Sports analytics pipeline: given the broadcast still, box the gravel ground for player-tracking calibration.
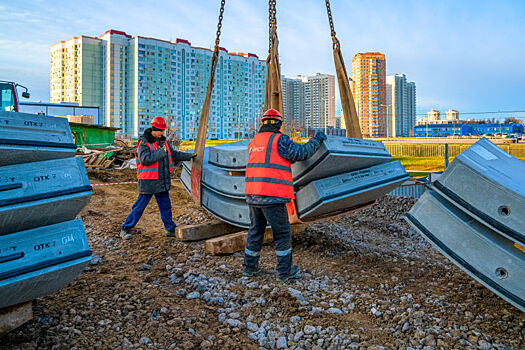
[1,171,523,349]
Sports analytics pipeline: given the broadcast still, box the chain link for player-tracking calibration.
[215,0,226,49]
[268,0,277,53]
[325,0,339,48]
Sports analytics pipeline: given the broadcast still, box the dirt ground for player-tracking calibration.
[1,169,523,349]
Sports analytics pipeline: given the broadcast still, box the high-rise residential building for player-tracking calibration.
[386,74,416,137]
[280,73,335,132]
[281,75,304,131]
[427,109,441,121]
[352,52,387,138]
[446,109,459,121]
[51,30,266,139]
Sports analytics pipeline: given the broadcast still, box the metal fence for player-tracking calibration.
[384,143,525,158]
[388,182,430,199]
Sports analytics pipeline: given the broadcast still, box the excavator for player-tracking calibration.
[0,81,30,112]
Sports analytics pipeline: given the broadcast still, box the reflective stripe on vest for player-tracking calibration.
[245,132,294,199]
[135,139,173,180]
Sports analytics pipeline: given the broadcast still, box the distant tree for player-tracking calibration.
[504,117,524,125]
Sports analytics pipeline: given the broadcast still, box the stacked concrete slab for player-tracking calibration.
[0,111,92,309]
[181,136,408,227]
[406,138,525,312]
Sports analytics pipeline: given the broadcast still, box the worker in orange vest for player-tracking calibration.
[244,109,326,282]
[121,116,195,239]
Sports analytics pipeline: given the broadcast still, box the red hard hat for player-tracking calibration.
[151,116,167,130]
[261,109,283,123]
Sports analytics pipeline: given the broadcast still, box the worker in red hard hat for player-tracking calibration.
[121,116,196,239]
[243,108,327,282]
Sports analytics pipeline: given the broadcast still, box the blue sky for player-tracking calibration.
[1,0,524,120]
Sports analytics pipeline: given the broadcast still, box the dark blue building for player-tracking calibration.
[413,123,524,137]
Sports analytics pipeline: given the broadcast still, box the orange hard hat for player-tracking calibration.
[151,116,167,130]
[261,109,283,123]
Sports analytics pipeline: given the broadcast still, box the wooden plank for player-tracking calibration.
[175,220,242,242]
[0,302,32,337]
[205,224,308,255]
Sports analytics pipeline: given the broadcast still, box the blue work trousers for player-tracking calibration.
[243,204,292,276]
[121,191,176,232]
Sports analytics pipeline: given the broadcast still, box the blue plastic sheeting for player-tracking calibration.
[406,189,525,312]
[0,219,91,309]
[296,161,409,220]
[0,111,77,166]
[435,138,525,244]
[0,157,92,235]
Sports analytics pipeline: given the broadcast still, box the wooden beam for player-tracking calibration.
[205,224,308,255]
[175,220,242,241]
[0,302,32,337]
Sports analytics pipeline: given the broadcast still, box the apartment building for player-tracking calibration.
[280,73,335,132]
[386,74,416,137]
[352,52,387,138]
[51,30,266,139]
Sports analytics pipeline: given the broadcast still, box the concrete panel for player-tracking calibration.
[0,111,76,166]
[0,219,92,309]
[0,157,92,235]
[208,140,250,170]
[182,151,245,199]
[180,166,250,228]
[435,138,525,244]
[296,161,409,220]
[406,189,525,312]
[292,137,391,186]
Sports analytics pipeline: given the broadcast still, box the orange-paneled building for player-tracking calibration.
[352,52,387,138]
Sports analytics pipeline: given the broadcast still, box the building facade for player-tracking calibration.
[386,74,416,137]
[280,73,335,133]
[413,123,524,137]
[51,30,266,139]
[352,52,387,138]
[281,76,304,131]
[446,109,459,121]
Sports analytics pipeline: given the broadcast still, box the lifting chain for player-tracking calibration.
[268,0,277,53]
[214,0,226,50]
[325,0,340,49]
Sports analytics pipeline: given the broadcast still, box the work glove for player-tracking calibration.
[314,131,327,143]
[157,140,167,151]
[190,153,197,159]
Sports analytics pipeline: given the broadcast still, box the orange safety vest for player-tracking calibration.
[245,132,294,199]
[135,140,173,180]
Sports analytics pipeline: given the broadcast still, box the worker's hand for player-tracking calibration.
[157,141,166,151]
[190,153,197,159]
[314,131,327,143]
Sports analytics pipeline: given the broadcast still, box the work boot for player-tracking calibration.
[243,266,261,277]
[277,265,300,283]
[165,230,175,238]
[120,228,133,240]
